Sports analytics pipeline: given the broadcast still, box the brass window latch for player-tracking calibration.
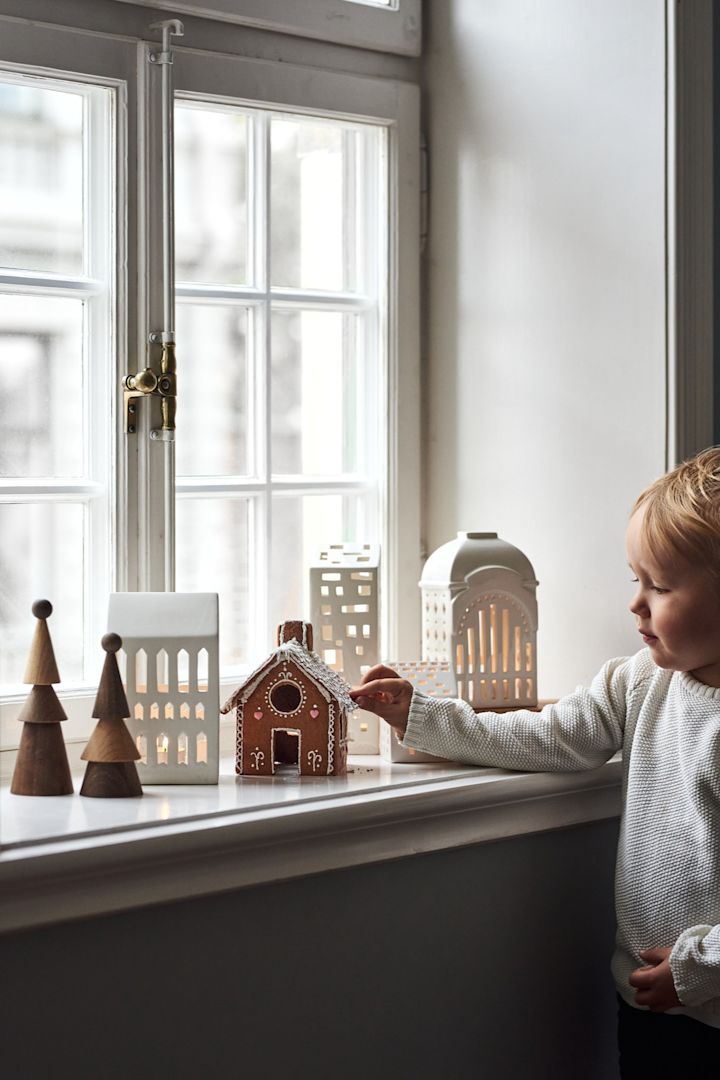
[123,333,176,440]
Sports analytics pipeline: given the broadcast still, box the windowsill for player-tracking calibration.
[0,753,622,935]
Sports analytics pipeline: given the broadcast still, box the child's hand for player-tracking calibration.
[629,947,682,1012]
[349,665,414,737]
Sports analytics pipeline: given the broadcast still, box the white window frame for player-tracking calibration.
[0,17,421,764]
[152,48,421,674]
[111,0,422,57]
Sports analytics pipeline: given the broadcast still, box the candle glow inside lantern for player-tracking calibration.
[420,532,539,709]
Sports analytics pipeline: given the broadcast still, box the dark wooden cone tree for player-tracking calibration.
[80,633,142,798]
[11,600,73,796]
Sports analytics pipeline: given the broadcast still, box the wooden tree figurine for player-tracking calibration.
[80,633,143,798]
[11,599,73,796]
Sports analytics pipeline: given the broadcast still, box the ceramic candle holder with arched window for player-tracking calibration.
[420,532,539,710]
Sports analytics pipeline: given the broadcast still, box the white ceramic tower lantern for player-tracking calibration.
[308,543,380,755]
[421,532,539,710]
[107,592,220,784]
[308,543,380,686]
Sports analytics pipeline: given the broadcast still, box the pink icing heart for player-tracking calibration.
[310,707,319,719]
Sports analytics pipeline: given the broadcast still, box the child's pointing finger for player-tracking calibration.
[349,677,409,702]
[349,677,413,734]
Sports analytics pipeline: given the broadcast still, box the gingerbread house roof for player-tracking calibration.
[220,639,356,714]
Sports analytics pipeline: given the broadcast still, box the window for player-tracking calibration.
[0,16,420,761]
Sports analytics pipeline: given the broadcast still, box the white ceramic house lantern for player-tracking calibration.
[308,543,380,686]
[107,592,220,784]
[309,543,380,754]
[421,532,539,709]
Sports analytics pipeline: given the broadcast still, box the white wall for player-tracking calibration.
[423,0,667,696]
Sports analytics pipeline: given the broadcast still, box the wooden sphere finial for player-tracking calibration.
[32,599,53,620]
[102,632,122,654]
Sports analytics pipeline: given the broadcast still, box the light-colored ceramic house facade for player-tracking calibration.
[107,592,220,784]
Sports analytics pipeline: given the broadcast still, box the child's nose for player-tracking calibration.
[629,590,648,617]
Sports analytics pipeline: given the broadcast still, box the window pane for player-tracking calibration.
[269,494,360,639]
[0,80,83,276]
[175,103,248,285]
[176,497,250,670]
[0,502,84,685]
[0,68,114,702]
[0,295,84,477]
[175,303,249,477]
[271,310,360,475]
[271,116,357,291]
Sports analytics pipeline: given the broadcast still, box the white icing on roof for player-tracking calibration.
[221,640,356,713]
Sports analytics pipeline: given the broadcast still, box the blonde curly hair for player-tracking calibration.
[633,447,720,571]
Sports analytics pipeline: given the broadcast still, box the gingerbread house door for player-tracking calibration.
[272,727,300,772]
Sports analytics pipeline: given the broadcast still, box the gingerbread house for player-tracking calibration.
[221,621,354,777]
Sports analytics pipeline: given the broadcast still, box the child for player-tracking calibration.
[350,447,720,1078]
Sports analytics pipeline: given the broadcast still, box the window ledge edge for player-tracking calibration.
[0,758,622,934]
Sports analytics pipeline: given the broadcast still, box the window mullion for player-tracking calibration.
[364,127,384,553]
[86,86,115,676]
[260,109,272,650]
[138,40,173,592]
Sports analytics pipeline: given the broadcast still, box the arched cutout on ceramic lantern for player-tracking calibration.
[197,649,209,692]
[135,649,147,694]
[156,649,169,693]
[136,734,148,764]
[178,648,189,692]
[196,732,208,764]
[156,732,169,765]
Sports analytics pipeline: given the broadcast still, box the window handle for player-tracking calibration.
[157,340,177,437]
[122,338,176,439]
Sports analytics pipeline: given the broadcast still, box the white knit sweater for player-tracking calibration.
[403,648,720,1027]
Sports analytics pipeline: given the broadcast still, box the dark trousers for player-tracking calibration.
[618,995,720,1078]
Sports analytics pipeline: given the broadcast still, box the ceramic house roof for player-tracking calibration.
[108,592,219,638]
[221,639,356,714]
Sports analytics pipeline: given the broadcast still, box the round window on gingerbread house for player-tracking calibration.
[270,680,302,714]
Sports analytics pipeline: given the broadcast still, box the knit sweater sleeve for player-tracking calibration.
[670,927,720,1008]
[402,655,632,770]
